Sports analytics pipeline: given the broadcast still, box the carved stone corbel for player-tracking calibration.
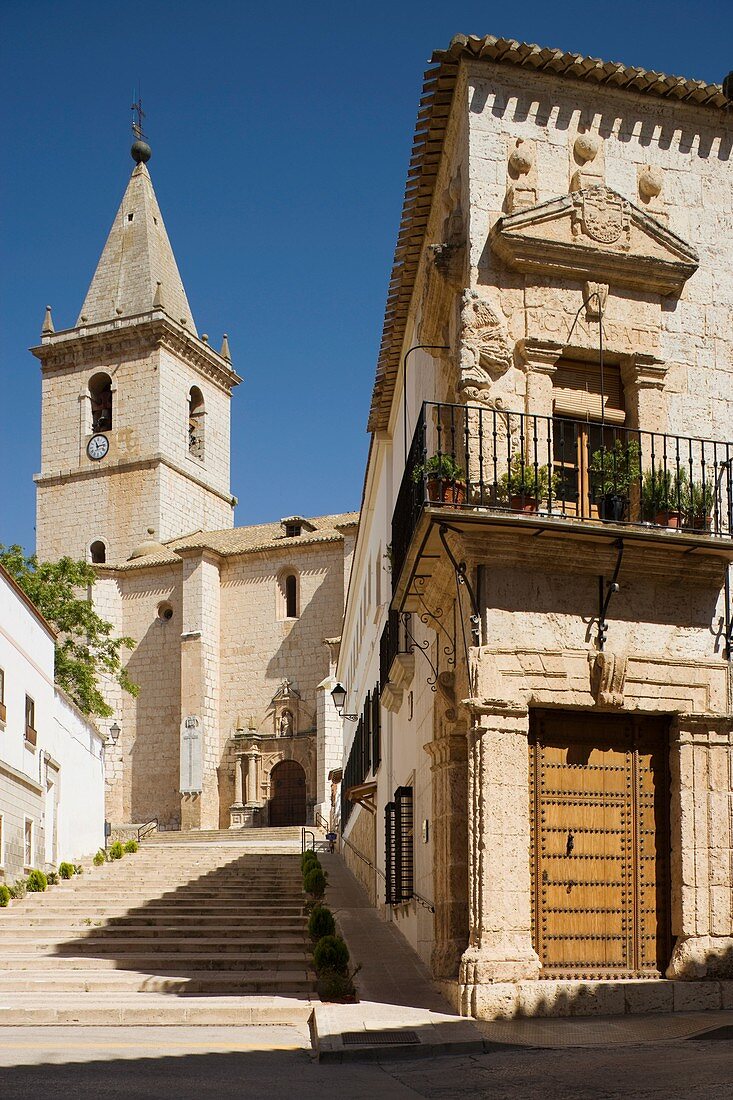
[458,291,512,404]
[589,650,628,708]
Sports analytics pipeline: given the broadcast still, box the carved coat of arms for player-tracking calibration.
[576,187,629,246]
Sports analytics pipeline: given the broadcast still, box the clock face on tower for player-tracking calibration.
[87,434,110,461]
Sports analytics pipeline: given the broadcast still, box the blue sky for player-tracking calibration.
[2,1,731,553]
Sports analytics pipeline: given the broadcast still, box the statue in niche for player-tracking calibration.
[279,710,294,737]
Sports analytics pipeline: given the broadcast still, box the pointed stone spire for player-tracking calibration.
[76,160,198,334]
[220,334,231,362]
[152,280,164,309]
[41,305,54,335]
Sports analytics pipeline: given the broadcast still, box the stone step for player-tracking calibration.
[0,936,308,954]
[0,970,316,994]
[6,902,305,916]
[0,923,307,941]
[0,993,314,1026]
[1,906,306,924]
[0,953,310,972]
[15,893,306,907]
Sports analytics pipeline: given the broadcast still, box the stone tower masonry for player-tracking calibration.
[32,141,240,564]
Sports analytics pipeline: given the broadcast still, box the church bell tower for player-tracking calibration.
[33,129,240,564]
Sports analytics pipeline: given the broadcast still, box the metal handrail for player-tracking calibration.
[340,836,435,911]
[341,835,386,882]
[137,818,158,842]
[301,828,316,854]
[314,811,329,832]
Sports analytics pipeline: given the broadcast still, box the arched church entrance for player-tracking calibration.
[269,760,307,827]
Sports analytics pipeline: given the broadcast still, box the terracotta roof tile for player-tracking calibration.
[367,34,730,433]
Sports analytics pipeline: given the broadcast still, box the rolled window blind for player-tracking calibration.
[553,360,625,424]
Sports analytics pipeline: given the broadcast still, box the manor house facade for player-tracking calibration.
[337,35,733,1020]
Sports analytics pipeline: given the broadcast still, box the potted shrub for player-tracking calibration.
[589,438,641,522]
[412,453,465,506]
[498,454,556,514]
[641,467,686,528]
[683,478,715,532]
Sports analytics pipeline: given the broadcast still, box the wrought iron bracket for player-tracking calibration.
[439,524,482,646]
[725,565,733,662]
[598,538,624,652]
[402,599,442,691]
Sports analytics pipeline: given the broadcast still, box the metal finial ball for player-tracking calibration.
[131,139,152,164]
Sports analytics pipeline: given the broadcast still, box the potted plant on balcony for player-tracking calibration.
[589,438,641,522]
[412,453,466,506]
[683,477,715,532]
[497,454,557,514]
[641,467,687,528]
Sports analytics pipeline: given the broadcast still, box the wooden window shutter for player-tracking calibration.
[553,360,625,424]
[385,802,397,904]
[371,687,381,772]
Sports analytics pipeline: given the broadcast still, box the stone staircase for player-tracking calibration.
[0,828,317,1024]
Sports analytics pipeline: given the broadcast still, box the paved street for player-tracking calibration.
[0,1026,731,1099]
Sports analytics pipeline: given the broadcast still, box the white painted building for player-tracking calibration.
[0,564,104,881]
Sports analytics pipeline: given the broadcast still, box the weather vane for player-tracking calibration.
[131,93,146,141]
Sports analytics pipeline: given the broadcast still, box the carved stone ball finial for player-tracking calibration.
[574,133,600,164]
[131,139,152,164]
[638,165,663,200]
[509,139,534,176]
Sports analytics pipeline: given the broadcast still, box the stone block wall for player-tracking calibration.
[0,764,45,881]
[118,564,183,828]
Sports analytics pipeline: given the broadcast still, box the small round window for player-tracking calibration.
[157,602,173,622]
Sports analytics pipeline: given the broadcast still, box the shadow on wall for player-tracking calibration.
[125,615,182,828]
[265,568,341,692]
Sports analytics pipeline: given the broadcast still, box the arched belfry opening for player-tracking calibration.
[89,373,113,432]
[188,386,205,460]
[89,540,107,564]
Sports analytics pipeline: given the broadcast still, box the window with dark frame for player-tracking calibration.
[25,695,36,746]
[285,573,298,618]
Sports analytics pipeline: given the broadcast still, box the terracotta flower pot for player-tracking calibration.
[509,494,540,514]
[655,510,684,528]
[684,513,713,532]
[427,478,466,507]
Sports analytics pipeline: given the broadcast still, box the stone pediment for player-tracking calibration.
[489,186,699,295]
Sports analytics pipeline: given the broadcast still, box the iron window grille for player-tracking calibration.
[385,785,414,905]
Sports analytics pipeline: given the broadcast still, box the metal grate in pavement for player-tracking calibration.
[341,1030,420,1047]
[689,1026,733,1041]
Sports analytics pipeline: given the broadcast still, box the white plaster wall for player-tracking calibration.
[50,690,105,861]
[0,573,56,779]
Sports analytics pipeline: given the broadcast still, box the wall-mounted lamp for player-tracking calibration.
[108,721,121,746]
[330,683,358,722]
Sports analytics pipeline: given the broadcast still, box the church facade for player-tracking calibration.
[338,36,733,1019]
[32,141,356,832]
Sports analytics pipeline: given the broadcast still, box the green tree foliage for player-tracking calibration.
[0,545,138,717]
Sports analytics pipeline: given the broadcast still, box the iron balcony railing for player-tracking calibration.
[379,610,413,692]
[392,401,733,588]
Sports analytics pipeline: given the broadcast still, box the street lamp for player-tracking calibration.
[108,721,121,746]
[330,683,358,721]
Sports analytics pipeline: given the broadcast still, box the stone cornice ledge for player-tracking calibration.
[490,188,699,296]
[31,311,242,393]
